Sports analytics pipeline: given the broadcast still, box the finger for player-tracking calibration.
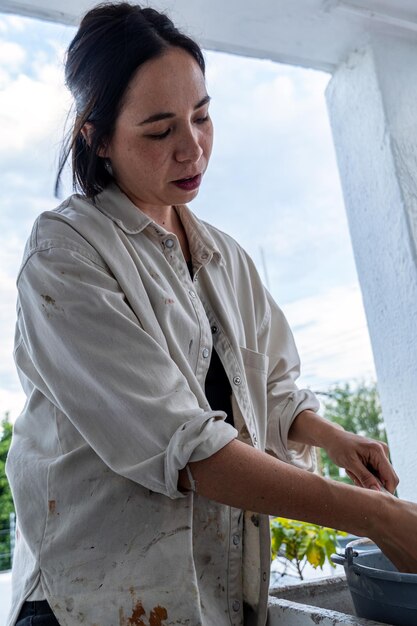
[367,451,399,494]
[383,469,399,495]
[346,470,362,488]
[362,441,398,490]
[380,462,399,493]
[353,463,383,491]
[381,441,390,459]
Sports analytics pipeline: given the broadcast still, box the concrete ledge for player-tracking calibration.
[268,576,388,625]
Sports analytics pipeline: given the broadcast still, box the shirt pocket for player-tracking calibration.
[240,346,269,374]
[239,347,269,445]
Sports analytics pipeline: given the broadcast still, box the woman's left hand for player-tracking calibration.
[323,428,399,494]
[288,410,399,494]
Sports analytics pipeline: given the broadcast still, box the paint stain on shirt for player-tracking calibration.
[41,294,56,306]
[149,606,168,626]
[119,600,167,626]
[127,601,145,625]
[40,294,64,317]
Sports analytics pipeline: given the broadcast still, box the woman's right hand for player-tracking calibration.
[370,493,417,574]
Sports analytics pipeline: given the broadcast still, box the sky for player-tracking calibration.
[0,13,377,420]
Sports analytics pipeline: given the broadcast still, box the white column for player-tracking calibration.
[326,35,417,502]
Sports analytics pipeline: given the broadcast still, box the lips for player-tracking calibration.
[172,174,202,191]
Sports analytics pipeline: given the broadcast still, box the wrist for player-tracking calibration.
[351,486,398,541]
[289,409,344,448]
[366,491,398,543]
[325,476,387,538]
[317,419,345,450]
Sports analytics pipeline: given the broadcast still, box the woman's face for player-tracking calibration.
[103,46,213,213]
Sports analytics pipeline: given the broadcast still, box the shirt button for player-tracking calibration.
[211,325,218,334]
[164,238,175,249]
[189,290,196,299]
[232,600,240,612]
[233,376,242,386]
[202,348,210,359]
[232,534,240,546]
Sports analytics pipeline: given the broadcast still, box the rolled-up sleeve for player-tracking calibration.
[15,243,237,498]
[259,290,320,470]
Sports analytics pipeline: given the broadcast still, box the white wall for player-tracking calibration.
[326,35,417,501]
[0,571,12,624]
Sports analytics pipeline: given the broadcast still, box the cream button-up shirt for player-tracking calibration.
[7,183,319,626]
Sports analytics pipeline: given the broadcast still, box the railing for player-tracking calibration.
[0,513,15,572]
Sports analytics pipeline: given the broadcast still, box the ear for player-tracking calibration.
[81,122,94,146]
[81,122,107,157]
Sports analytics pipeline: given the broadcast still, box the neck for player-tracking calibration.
[118,185,191,262]
[142,205,176,229]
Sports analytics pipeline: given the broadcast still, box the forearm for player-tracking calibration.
[179,438,384,538]
[288,409,343,447]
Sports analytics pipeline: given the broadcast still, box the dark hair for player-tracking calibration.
[56,2,205,197]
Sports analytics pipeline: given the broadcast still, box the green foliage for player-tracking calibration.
[270,517,347,580]
[0,413,14,570]
[319,381,387,484]
[270,381,384,581]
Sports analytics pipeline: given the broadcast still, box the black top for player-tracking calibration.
[204,347,234,427]
[186,260,234,427]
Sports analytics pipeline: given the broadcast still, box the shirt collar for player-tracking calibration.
[94,183,223,266]
[175,204,223,267]
[94,183,153,234]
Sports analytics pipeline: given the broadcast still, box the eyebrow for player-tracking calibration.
[139,95,211,126]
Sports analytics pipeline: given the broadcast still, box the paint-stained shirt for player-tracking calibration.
[6,183,319,626]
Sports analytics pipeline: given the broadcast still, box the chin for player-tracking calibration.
[173,188,200,204]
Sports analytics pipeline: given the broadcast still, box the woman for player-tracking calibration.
[6,3,417,626]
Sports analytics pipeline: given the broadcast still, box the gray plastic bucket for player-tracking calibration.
[332,538,417,626]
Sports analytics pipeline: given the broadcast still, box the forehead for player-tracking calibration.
[122,47,207,114]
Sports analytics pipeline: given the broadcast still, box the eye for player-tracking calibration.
[147,128,171,140]
[195,114,210,125]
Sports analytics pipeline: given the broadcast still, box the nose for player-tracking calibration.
[175,126,203,163]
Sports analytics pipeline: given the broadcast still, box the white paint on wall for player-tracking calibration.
[1,0,417,72]
[326,36,417,501]
[0,571,12,625]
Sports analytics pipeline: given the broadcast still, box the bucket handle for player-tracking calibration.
[345,537,375,566]
[332,537,375,567]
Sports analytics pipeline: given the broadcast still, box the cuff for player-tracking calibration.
[267,389,320,471]
[164,412,238,498]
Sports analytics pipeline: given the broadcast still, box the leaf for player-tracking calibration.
[270,517,348,578]
[285,541,298,561]
[296,535,311,560]
[324,538,338,562]
[270,527,285,560]
[306,543,325,568]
